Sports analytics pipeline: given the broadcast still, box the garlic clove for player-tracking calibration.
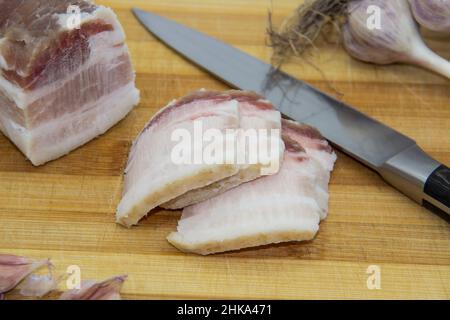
[343,0,450,78]
[0,254,51,294]
[409,0,450,33]
[18,270,60,298]
[58,275,127,300]
[408,39,450,77]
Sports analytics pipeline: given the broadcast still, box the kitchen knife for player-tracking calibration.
[132,8,450,216]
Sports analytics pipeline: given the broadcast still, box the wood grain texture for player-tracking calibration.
[1,0,449,300]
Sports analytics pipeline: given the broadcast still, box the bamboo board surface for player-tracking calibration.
[1,0,449,300]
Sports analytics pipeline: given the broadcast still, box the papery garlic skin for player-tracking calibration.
[343,0,450,78]
[343,0,423,64]
[0,254,50,294]
[409,0,450,33]
[19,272,59,298]
[58,275,127,300]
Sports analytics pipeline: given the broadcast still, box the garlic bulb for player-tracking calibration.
[343,0,450,78]
[409,0,450,33]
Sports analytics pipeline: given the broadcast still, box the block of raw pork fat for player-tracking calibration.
[0,0,140,165]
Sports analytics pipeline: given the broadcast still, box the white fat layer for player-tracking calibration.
[175,221,319,246]
[117,164,240,226]
[178,196,321,233]
[0,82,139,165]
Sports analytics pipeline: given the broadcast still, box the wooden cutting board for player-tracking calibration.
[1,0,449,300]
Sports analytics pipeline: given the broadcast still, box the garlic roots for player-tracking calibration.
[269,0,450,79]
[268,0,352,65]
[409,0,450,33]
[343,0,450,78]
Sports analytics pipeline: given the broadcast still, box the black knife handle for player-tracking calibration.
[379,145,450,217]
[424,165,450,210]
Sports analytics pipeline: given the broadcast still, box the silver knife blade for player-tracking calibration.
[132,8,450,215]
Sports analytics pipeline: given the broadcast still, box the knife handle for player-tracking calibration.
[424,165,450,211]
[379,145,450,216]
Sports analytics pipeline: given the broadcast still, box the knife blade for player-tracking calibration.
[132,8,450,216]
